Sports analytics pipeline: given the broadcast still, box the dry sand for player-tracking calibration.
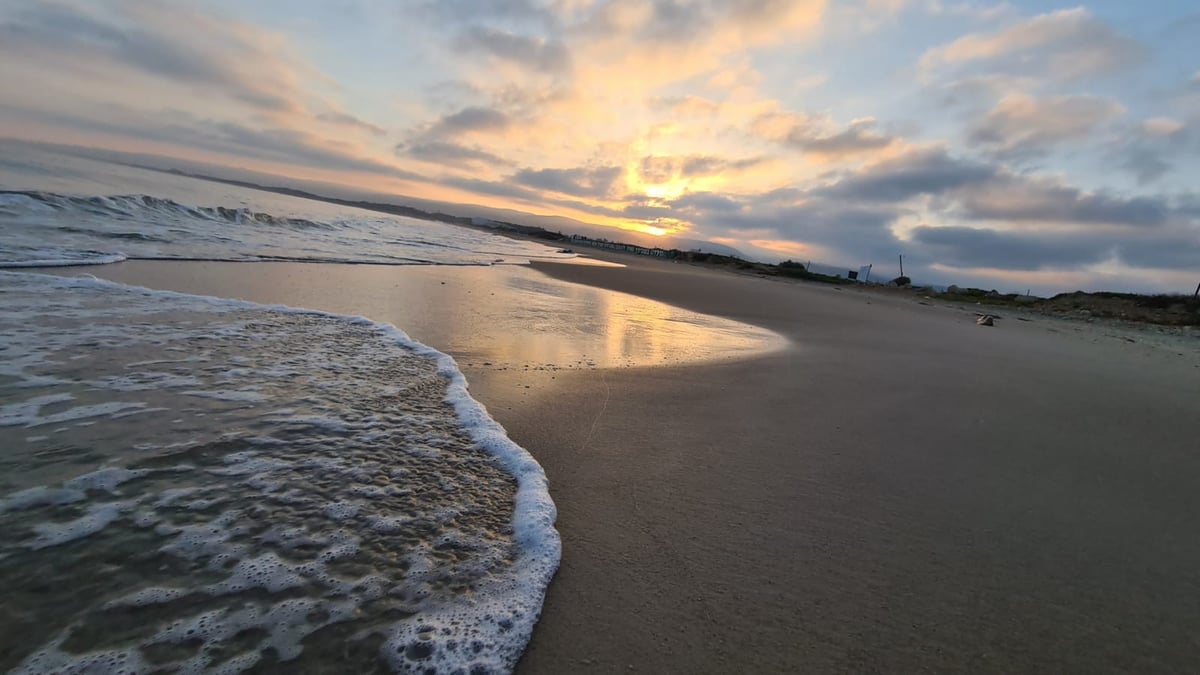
[49,255,1200,673]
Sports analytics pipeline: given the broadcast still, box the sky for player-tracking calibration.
[0,0,1197,293]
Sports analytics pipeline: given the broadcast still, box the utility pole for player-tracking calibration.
[898,254,904,278]
[864,264,873,283]
[1194,281,1199,298]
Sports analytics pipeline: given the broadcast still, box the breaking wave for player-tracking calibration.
[0,190,574,269]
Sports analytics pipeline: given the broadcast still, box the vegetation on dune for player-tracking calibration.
[587,246,1198,327]
[921,286,1200,326]
[775,260,854,285]
[1035,291,1200,326]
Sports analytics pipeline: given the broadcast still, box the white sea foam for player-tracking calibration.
[26,401,150,427]
[64,466,152,493]
[0,252,128,268]
[0,486,86,512]
[0,393,76,426]
[180,389,268,402]
[0,270,560,673]
[29,500,136,549]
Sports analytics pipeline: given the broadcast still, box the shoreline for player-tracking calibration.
[27,255,1200,672]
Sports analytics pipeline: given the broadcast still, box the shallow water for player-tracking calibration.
[0,272,558,673]
[73,260,789,373]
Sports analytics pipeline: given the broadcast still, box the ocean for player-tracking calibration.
[0,143,783,673]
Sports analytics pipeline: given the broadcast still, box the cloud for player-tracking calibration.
[925,1,1015,21]
[1119,149,1173,186]
[649,95,720,117]
[638,155,764,183]
[817,146,1172,228]
[458,27,572,75]
[670,192,744,213]
[862,0,909,12]
[913,222,1200,272]
[619,200,675,220]
[0,0,319,116]
[828,0,916,33]
[731,200,905,261]
[650,141,1197,280]
[442,175,545,202]
[427,106,512,135]
[654,183,906,263]
[956,175,1169,227]
[432,0,826,111]
[385,0,832,211]
[668,155,1198,279]
[512,165,624,198]
[0,101,420,181]
[819,147,995,203]
[967,93,1124,158]
[919,8,1146,82]
[421,0,558,26]
[1112,117,1190,184]
[574,0,825,47]
[316,112,387,137]
[396,141,513,168]
[801,119,897,158]
[911,225,1112,269]
[1118,232,1200,270]
[753,114,897,159]
[391,105,517,173]
[1140,117,1187,138]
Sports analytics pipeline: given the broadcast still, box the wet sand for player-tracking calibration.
[45,255,1200,672]
[492,252,1200,673]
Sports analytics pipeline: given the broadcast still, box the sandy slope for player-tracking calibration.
[478,252,1200,673]
[49,256,1200,672]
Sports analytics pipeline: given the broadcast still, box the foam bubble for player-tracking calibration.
[180,389,268,402]
[0,486,86,512]
[29,500,134,549]
[0,393,75,427]
[64,466,151,493]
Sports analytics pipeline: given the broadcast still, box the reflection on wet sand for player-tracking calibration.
[50,260,788,371]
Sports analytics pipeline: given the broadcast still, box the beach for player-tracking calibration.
[6,0,1200,669]
[66,251,1200,673]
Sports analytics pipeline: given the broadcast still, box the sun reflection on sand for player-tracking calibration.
[73,260,788,372]
[453,267,787,369]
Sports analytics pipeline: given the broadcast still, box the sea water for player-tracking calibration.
[0,143,571,269]
[0,271,557,673]
[0,144,572,672]
[0,142,781,672]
